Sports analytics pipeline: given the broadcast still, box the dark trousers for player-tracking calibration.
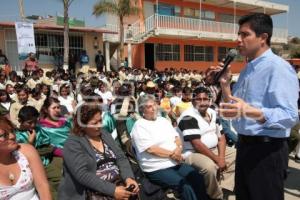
[145,164,208,200]
[235,137,288,200]
[46,157,63,200]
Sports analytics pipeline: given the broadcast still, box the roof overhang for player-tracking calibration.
[0,22,117,34]
[287,58,300,66]
[184,0,288,15]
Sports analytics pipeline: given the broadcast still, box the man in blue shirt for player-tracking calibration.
[217,13,299,200]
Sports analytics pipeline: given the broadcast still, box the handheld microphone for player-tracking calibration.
[214,49,238,84]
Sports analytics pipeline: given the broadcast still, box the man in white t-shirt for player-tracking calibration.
[177,87,236,200]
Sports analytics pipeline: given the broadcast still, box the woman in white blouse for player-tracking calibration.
[131,94,208,200]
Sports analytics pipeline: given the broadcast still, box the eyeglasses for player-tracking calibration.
[0,131,9,141]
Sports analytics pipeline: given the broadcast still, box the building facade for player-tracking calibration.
[103,0,289,73]
[0,17,114,71]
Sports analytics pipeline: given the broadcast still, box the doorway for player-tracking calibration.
[144,43,154,70]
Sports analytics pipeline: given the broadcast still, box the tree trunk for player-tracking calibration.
[119,16,125,66]
[63,0,69,70]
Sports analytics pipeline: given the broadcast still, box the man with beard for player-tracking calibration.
[177,87,236,200]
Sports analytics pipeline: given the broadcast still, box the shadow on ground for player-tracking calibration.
[284,157,300,198]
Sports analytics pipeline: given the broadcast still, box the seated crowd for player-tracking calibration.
[0,61,298,200]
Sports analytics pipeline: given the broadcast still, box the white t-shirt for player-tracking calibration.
[170,96,182,107]
[58,96,74,113]
[131,117,178,172]
[177,107,222,158]
[1,102,11,110]
[94,89,113,105]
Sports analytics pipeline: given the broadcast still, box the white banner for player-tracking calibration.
[15,22,36,60]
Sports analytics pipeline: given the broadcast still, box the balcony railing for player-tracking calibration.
[156,14,237,34]
[103,14,288,43]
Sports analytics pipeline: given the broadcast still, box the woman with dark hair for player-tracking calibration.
[39,97,72,199]
[39,97,71,153]
[0,117,51,200]
[58,83,76,115]
[41,83,51,98]
[58,103,139,200]
[9,85,34,127]
[30,87,46,112]
[5,84,16,101]
[0,89,13,117]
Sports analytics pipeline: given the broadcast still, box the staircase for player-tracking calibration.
[128,15,155,44]
[103,15,156,44]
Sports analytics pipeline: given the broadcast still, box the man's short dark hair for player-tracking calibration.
[238,13,273,46]
[18,106,39,122]
[192,86,211,99]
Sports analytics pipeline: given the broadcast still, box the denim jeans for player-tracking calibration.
[145,164,208,200]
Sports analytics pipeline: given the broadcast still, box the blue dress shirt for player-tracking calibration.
[232,49,299,138]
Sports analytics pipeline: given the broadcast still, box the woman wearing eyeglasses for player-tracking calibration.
[0,117,51,200]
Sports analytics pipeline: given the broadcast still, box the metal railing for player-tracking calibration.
[103,14,288,43]
[155,14,237,35]
[102,24,120,42]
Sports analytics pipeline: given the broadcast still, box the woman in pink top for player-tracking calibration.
[0,117,51,200]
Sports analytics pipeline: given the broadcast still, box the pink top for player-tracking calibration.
[0,151,39,200]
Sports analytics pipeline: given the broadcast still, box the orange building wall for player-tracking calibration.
[129,0,251,72]
[132,43,145,68]
[132,37,245,73]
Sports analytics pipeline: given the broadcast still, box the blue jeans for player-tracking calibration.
[145,164,208,200]
[220,118,238,144]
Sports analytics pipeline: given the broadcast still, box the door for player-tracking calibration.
[144,43,154,70]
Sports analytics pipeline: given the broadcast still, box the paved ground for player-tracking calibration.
[226,153,300,200]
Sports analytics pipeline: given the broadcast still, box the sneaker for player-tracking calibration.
[295,155,300,163]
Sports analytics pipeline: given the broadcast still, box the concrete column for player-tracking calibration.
[105,41,110,72]
[117,47,120,68]
[128,42,132,68]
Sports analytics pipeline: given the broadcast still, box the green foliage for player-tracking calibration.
[93,0,139,18]
[290,37,300,44]
[291,48,300,58]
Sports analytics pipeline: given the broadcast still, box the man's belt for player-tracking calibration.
[239,134,287,144]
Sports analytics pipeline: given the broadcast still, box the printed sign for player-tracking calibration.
[15,22,36,60]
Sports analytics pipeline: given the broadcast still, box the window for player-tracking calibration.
[35,32,83,64]
[184,8,215,20]
[183,8,194,17]
[174,6,181,16]
[219,14,241,23]
[218,47,229,61]
[218,47,244,62]
[155,44,180,61]
[201,10,215,20]
[155,3,180,16]
[184,45,214,61]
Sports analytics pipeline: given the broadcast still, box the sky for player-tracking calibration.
[0,0,299,37]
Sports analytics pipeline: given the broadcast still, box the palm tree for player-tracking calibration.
[18,0,25,21]
[93,0,139,66]
[61,0,75,69]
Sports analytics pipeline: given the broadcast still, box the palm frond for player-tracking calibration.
[118,0,140,17]
[93,1,119,16]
